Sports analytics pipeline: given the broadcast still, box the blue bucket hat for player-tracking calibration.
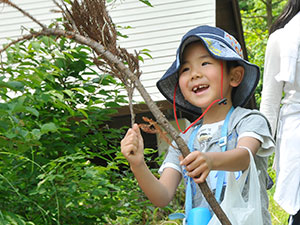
[156,25,260,116]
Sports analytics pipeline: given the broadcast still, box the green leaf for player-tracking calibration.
[0,81,24,91]
[63,90,73,98]
[30,41,41,51]
[78,109,88,118]
[25,107,39,117]
[139,0,153,7]
[104,101,120,108]
[69,60,86,72]
[41,122,58,134]
[138,55,144,63]
[49,91,64,101]
[54,58,66,69]
[140,50,153,59]
[71,87,85,94]
[0,210,32,225]
[31,129,42,140]
[41,36,52,47]
[5,132,17,139]
[63,0,71,4]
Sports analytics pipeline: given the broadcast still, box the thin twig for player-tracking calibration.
[0,34,35,53]
[0,0,46,29]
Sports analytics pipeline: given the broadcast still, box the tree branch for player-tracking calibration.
[0,34,35,53]
[0,0,46,29]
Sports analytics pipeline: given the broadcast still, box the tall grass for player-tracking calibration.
[268,186,289,225]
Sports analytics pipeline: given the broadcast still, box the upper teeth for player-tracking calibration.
[193,85,208,91]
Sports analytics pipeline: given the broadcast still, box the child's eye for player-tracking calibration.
[202,62,210,66]
[180,67,189,74]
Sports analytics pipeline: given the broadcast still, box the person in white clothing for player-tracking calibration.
[260,0,300,224]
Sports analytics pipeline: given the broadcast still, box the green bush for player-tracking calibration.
[0,33,135,224]
[0,25,183,223]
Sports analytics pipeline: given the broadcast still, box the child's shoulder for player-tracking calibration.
[231,106,271,131]
[232,106,264,118]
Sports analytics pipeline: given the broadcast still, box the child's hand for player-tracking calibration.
[180,151,213,183]
[121,123,145,169]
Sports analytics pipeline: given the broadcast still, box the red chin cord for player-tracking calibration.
[173,62,226,134]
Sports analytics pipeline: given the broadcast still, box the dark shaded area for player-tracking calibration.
[216,0,258,109]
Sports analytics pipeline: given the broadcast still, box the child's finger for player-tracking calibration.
[132,123,144,149]
[121,128,138,153]
[179,155,184,162]
[193,170,209,183]
[122,127,134,139]
[180,152,195,166]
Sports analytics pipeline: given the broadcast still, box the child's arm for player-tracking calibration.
[180,136,260,183]
[121,124,182,207]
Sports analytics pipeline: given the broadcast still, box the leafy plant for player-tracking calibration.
[239,0,288,105]
[0,33,134,224]
[0,21,177,224]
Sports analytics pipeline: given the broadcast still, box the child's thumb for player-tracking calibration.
[132,123,141,135]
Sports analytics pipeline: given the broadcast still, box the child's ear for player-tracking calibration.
[230,66,244,87]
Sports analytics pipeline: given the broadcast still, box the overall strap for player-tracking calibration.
[185,125,201,219]
[215,106,234,202]
[169,125,201,221]
[171,107,234,221]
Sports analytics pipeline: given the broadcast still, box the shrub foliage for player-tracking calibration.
[0,34,168,224]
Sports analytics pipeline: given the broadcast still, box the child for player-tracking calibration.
[121,25,274,225]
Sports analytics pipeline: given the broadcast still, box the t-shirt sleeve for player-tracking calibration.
[236,113,275,157]
[158,142,182,175]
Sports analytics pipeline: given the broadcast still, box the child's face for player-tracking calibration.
[178,41,233,110]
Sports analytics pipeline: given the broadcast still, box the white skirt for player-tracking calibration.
[274,103,300,215]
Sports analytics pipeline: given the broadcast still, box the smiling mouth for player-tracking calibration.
[192,84,209,93]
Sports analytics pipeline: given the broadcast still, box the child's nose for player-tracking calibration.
[191,72,203,80]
